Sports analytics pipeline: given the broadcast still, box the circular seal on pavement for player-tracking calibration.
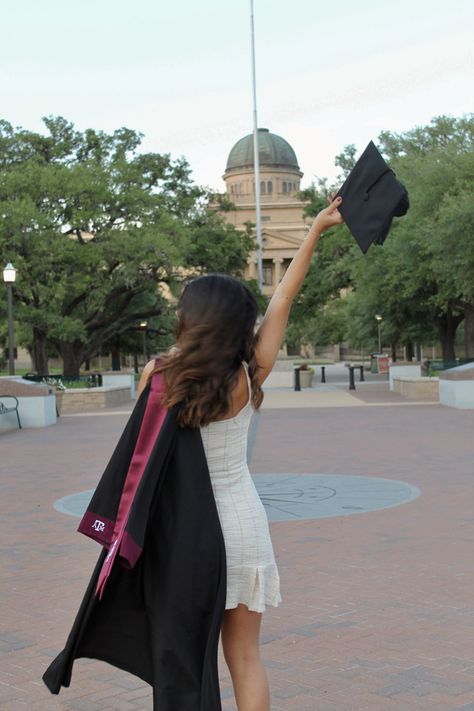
[54,473,420,522]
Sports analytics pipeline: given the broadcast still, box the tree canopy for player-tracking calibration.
[0,117,253,375]
[294,114,474,360]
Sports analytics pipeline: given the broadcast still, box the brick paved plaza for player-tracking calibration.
[2,376,474,710]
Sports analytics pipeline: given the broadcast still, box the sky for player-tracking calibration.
[2,0,473,191]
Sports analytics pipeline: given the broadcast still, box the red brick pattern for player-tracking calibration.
[1,400,474,710]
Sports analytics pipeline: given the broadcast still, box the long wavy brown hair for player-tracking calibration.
[149,274,264,427]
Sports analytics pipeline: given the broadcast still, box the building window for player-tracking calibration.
[267,181,273,193]
[262,260,273,286]
[261,215,271,222]
[282,181,287,193]
[260,181,266,194]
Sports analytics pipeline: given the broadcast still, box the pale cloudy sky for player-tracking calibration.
[2,0,473,191]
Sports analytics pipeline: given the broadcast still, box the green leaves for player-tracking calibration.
[292,114,474,358]
[0,116,252,374]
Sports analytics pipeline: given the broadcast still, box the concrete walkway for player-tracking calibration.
[1,383,474,710]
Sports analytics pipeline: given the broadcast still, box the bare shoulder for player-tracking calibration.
[143,358,157,375]
[136,359,157,399]
[228,364,251,415]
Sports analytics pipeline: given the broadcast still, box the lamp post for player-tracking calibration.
[375,314,383,354]
[250,0,263,290]
[3,262,16,375]
[140,321,148,365]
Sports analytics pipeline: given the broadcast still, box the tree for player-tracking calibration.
[335,114,473,361]
[289,177,357,351]
[378,114,474,359]
[0,117,252,376]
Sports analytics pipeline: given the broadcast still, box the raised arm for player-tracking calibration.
[254,196,343,384]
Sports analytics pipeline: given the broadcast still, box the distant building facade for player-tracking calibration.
[222,128,311,296]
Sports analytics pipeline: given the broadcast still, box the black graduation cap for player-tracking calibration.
[335,141,409,253]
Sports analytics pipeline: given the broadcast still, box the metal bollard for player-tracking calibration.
[294,366,301,391]
[349,366,356,390]
[321,366,326,383]
[360,366,365,382]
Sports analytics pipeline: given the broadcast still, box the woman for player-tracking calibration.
[136,196,343,711]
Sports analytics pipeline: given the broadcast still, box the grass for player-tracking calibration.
[0,367,64,376]
[292,358,334,366]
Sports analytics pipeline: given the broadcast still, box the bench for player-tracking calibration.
[0,395,22,429]
[345,363,365,390]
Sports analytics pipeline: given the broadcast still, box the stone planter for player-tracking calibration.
[389,363,422,391]
[393,376,439,401]
[439,363,474,409]
[299,370,314,388]
[61,385,132,413]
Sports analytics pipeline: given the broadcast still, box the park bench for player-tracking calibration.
[345,363,365,390]
[0,395,22,429]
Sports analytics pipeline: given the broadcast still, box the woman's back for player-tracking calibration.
[199,362,253,484]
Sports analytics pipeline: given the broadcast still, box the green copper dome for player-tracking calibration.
[225,128,300,173]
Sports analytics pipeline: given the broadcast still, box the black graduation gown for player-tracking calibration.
[42,380,227,711]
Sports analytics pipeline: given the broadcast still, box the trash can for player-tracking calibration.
[370,353,379,373]
[377,355,389,374]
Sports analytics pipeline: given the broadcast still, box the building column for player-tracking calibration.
[247,258,257,280]
[272,257,284,284]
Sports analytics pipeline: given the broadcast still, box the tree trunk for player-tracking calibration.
[391,344,397,362]
[405,342,413,362]
[32,328,49,374]
[60,341,85,378]
[436,310,463,362]
[464,304,474,358]
[111,346,121,371]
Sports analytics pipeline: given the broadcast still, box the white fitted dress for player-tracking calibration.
[200,362,282,613]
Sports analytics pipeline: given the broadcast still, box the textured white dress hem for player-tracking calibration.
[225,563,282,613]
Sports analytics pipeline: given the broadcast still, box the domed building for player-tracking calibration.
[223,128,311,295]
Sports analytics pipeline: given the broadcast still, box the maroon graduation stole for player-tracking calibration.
[78,369,167,599]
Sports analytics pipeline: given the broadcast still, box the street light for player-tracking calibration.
[3,262,16,375]
[375,314,383,354]
[140,321,148,365]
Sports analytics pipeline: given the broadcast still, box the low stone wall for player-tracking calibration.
[439,363,474,409]
[265,360,298,388]
[60,386,132,414]
[389,363,421,391]
[101,372,136,398]
[0,376,57,428]
[393,376,439,401]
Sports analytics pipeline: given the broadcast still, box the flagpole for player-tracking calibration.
[250,0,263,291]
